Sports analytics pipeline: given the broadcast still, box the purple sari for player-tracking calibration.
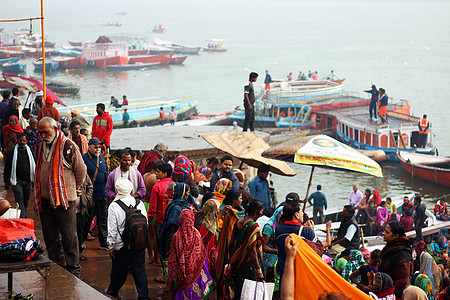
[175,259,213,300]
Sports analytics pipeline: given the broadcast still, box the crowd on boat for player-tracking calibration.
[0,85,450,300]
[285,70,337,81]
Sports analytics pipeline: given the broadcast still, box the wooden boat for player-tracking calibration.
[54,56,86,69]
[0,57,21,66]
[68,40,83,47]
[46,80,81,95]
[1,62,26,73]
[128,49,149,56]
[87,56,128,68]
[398,151,450,187]
[147,45,173,55]
[106,62,160,71]
[128,53,173,65]
[33,61,59,71]
[201,39,227,52]
[169,56,187,65]
[57,97,198,128]
[154,38,200,54]
[266,80,345,100]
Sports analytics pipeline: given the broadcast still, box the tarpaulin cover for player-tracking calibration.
[290,233,372,300]
[0,218,36,244]
[294,134,383,177]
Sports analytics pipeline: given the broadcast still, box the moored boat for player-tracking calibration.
[169,56,187,65]
[33,61,59,71]
[87,56,128,68]
[0,57,21,66]
[127,53,173,65]
[128,49,149,56]
[266,80,345,100]
[398,151,450,187]
[45,80,81,95]
[106,62,160,71]
[54,56,86,69]
[1,62,26,73]
[57,97,198,128]
[154,38,200,54]
[68,40,83,47]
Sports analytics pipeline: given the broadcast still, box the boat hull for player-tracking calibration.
[33,61,59,71]
[201,47,227,52]
[398,152,450,187]
[106,63,159,71]
[0,57,21,66]
[57,56,86,69]
[128,53,173,65]
[88,56,128,68]
[169,56,187,64]
[1,63,26,73]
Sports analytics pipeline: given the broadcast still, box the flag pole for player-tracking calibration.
[40,0,46,100]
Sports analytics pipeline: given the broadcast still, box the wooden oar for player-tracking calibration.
[302,166,315,212]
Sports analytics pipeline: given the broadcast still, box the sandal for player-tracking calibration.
[154,277,166,284]
[80,254,87,261]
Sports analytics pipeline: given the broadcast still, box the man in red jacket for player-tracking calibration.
[92,103,113,154]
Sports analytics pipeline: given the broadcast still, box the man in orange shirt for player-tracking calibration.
[159,107,165,126]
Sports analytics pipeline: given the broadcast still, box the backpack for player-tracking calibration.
[0,237,44,263]
[116,199,149,250]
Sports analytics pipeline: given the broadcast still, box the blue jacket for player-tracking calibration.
[379,94,388,106]
[82,152,108,199]
[308,190,328,210]
[248,176,271,210]
[364,89,379,103]
[264,74,272,84]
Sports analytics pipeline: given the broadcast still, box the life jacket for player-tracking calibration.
[419,118,429,134]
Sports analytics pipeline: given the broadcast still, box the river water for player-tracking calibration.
[3,0,450,206]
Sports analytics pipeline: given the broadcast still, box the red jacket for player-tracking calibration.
[148,177,173,224]
[137,150,161,175]
[92,112,113,145]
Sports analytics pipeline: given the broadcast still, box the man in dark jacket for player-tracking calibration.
[413,195,427,242]
[364,85,379,121]
[31,90,44,118]
[329,205,360,254]
[3,98,21,127]
[308,184,328,224]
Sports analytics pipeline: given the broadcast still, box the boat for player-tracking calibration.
[45,80,81,95]
[82,36,128,68]
[152,25,165,33]
[33,61,59,71]
[147,45,173,55]
[265,80,345,100]
[87,56,128,68]
[128,49,149,56]
[169,56,187,65]
[57,97,198,128]
[1,62,26,73]
[54,56,86,69]
[68,40,83,47]
[201,39,227,52]
[127,53,173,65]
[154,38,200,54]
[0,57,21,66]
[106,62,160,71]
[398,151,450,187]
[55,48,82,56]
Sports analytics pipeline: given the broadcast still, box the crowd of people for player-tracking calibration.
[1,87,449,300]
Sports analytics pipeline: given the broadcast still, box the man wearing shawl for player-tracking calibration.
[33,117,87,277]
[168,209,212,299]
[138,143,167,175]
[106,177,149,300]
[2,115,23,158]
[4,133,35,218]
[105,149,146,201]
[38,95,60,121]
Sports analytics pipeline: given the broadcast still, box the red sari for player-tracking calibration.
[2,115,23,158]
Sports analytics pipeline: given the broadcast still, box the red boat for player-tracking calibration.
[128,53,173,65]
[128,49,149,56]
[69,40,83,47]
[398,151,450,187]
[169,56,187,65]
[55,56,86,69]
[152,28,165,33]
[88,56,128,68]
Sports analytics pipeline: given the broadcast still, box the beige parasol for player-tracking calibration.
[200,131,296,176]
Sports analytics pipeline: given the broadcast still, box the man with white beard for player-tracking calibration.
[33,117,87,277]
[82,137,109,250]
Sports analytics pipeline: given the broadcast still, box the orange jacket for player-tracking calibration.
[418,118,429,134]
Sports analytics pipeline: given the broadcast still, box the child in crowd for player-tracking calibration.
[349,249,381,293]
[377,201,389,233]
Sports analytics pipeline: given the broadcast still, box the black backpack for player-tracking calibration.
[116,199,149,250]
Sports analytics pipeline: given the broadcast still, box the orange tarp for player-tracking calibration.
[290,234,372,300]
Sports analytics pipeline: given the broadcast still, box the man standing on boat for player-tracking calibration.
[413,195,427,241]
[434,196,449,221]
[92,103,113,154]
[264,70,272,96]
[417,114,430,148]
[364,85,379,121]
[308,184,328,224]
[243,72,258,132]
[378,88,388,124]
[347,184,363,208]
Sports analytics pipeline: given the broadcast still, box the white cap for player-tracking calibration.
[36,90,44,96]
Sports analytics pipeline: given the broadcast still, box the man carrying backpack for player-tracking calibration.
[107,177,149,300]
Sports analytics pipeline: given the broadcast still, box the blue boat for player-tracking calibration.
[33,61,59,72]
[1,62,26,73]
[0,57,21,66]
[58,97,198,128]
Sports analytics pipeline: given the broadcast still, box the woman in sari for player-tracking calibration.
[199,199,221,277]
[229,199,265,300]
[2,115,23,159]
[172,155,199,198]
[262,206,283,277]
[168,209,213,300]
[213,178,232,204]
[420,250,442,296]
[415,274,436,300]
[365,201,378,236]
[220,189,245,219]
[160,183,193,283]
[369,272,395,300]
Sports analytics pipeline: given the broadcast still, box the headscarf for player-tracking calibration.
[6,116,24,133]
[191,160,207,183]
[168,209,206,291]
[371,272,394,296]
[214,178,231,195]
[415,241,427,257]
[420,251,442,296]
[373,190,382,206]
[114,177,133,201]
[265,206,283,230]
[414,274,433,297]
[173,155,192,175]
[403,285,428,300]
[173,182,190,200]
[201,199,220,238]
[335,257,348,272]
[45,95,54,105]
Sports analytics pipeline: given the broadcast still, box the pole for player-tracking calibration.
[40,0,46,100]
[302,165,315,212]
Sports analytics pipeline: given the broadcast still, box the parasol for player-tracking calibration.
[3,73,65,106]
[200,131,296,176]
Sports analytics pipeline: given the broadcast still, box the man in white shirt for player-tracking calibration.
[328,205,360,255]
[347,184,363,208]
[106,177,149,300]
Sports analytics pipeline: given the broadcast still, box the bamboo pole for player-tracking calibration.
[40,0,46,100]
[302,165,315,212]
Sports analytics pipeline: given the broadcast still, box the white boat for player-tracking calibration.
[154,38,200,54]
[266,80,345,100]
[201,39,227,52]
